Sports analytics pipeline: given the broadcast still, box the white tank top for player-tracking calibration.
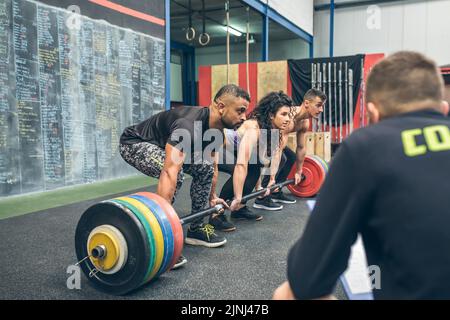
[222,128,271,166]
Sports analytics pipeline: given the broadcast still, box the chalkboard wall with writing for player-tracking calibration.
[0,0,165,196]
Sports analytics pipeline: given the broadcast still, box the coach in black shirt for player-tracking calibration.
[273,51,450,299]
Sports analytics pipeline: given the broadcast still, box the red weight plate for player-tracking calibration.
[287,156,326,197]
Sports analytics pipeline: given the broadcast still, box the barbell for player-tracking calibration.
[74,155,328,295]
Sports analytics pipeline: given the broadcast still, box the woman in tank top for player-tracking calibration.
[218,91,294,213]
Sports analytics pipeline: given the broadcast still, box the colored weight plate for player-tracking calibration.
[117,197,165,282]
[316,155,329,172]
[130,195,174,277]
[135,192,183,271]
[310,155,325,171]
[111,198,156,283]
[75,201,151,295]
[307,156,326,185]
[309,155,324,172]
[287,156,325,197]
[321,157,330,171]
[136,192,183,271]
[311,155,329,174]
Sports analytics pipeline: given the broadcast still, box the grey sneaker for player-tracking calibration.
[253,197,283,211]
[231,207,263,221]
[270,191,297,204]
[209,214,236,232]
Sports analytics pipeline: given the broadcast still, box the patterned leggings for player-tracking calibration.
[119,142,214,227]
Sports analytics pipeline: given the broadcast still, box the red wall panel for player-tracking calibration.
[198,66,211,107]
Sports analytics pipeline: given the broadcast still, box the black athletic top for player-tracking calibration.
[287,108,450,299]
[120,107,211,151]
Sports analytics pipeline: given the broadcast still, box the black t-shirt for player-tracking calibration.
[287,109,450,299]
[120,106,211,151]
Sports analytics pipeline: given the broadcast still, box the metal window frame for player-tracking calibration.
[171,41,196,106]
[165,0,316,107]
[240,0,314,59]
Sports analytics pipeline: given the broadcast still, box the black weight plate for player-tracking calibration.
[75,201,151,295]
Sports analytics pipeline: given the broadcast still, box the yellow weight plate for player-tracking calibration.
[88,230,119,271]
[117,197,165,280]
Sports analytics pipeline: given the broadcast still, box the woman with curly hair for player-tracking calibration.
[209,91,293,232]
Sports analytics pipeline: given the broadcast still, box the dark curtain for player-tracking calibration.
[443,73,450,85]
[288,54,365,126]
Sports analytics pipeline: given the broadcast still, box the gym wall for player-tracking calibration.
[195,43,262,82]
[268,38,310,62]
[313,0,450,66]
[445,86,450,107]
[198,60,291,114]
[443,69,450,107]
[198,53,384,141]
[267,0,314,36]
[171,62,183,103]
[195,39,310,82]
[0,0,165,197]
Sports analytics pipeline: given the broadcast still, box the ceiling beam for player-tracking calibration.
[171,0,244,18]
[314,0,410,11]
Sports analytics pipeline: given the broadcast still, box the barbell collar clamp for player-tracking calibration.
[91,245,107,259]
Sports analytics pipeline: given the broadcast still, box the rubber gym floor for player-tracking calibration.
[0,173,346,300]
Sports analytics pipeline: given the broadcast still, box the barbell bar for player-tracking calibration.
[180,178,295,225]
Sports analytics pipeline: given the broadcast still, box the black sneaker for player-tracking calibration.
[253,197,283,211]
[209,214,236,232]
[231,207,263,221]
[185,224,227,248]
[171,255,187,270]
[270,191,297,204]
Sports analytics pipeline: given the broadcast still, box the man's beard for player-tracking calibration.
[222,117,242,130]
[234,121,244,129]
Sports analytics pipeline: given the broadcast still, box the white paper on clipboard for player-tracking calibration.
[306,200,373,299]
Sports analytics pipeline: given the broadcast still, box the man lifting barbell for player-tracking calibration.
[273,51,450,300]
[119,84,250,269]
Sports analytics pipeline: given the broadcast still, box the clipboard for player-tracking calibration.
[306,200,374,300]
